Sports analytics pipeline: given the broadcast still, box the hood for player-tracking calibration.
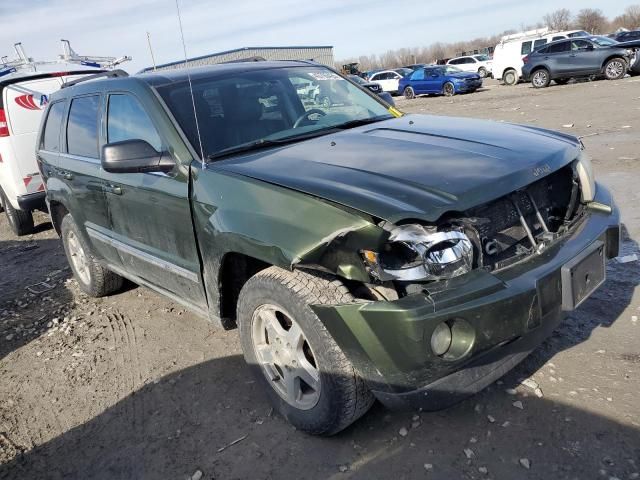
[214,114,581,223]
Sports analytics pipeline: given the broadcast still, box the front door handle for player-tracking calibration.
[104,184,122,195]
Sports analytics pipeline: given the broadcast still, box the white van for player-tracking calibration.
[493,28,589,85]
[0,42,129,235]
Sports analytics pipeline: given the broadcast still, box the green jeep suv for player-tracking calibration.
[36,61,620,435]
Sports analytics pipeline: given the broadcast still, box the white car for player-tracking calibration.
[0,41,129,235]
[492,28,589,85]
[368,70,405,94]
[447,55,493,78]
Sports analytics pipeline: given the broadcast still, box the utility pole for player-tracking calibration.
[146,32,157,71]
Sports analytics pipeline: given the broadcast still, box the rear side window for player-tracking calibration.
[521,41,532,55]
[547,41,570,54]
[67,95,100,158]
[41,102,66,152]
[107,94,162,151]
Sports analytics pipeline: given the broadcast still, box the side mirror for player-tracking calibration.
[102,139,174,174]
[586,44,594,51]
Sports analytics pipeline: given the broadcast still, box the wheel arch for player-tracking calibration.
[601,55,627,72]
[48,200,69,236]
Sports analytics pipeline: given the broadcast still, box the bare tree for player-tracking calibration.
[613,4,640,30]
[575,8,609,34]
[543,8,572,30]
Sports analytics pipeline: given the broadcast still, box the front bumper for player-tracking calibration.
[17,191,46,212]
[456,80,483,92]
[312,185,620,410]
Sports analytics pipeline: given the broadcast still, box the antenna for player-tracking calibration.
[146,32,157,72]
[175,0,205,166]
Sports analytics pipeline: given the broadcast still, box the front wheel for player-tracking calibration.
[531,69,551,88]
[403,86,415,99]
[478,67,487,78]
[237,267,374,436]
[443,82,455,97]
[604,58,626,80]
[61,214,123,297]
[1,190,34,236]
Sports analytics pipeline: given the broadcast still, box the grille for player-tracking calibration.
[455,165,579,270]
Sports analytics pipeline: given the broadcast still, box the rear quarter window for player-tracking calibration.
[521,41,533,55]
[66,95,100,158]
[41,101,66,152]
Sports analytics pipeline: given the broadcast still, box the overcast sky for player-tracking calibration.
[0,0,634,72]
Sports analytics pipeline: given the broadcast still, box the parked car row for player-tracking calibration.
[493,27,640,88]
[522,35,640,88]
[31,59,619,436]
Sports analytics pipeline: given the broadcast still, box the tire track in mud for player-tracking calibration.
[101,310,147,477]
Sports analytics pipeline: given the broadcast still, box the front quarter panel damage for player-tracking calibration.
[190,164,386,319]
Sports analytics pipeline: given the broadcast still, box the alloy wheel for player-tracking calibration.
[443,82,455,96]
[66,230,90,284]
[532,70,549,88]
[605,60,624,79]
[251,304,321,410]
[404,86,415,99]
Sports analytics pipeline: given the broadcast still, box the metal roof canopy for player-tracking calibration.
[142,46,334,72]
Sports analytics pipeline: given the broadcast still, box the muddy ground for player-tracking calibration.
[1,77,639,480]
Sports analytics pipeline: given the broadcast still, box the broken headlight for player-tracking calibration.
[362,224,474,282]
[576,150,596,202]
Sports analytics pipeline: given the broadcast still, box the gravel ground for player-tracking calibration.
[1,76,639,480]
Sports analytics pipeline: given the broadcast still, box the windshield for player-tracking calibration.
[394,68,413,77]
[443,66,463,74]
[590,36,618,46]
[156,66,393,159]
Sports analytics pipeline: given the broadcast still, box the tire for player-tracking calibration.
[60,214,123,297]
[237,266,374,436]
[1,189,34,236]
[555,78,569,85]
[403,86,415,99]
[531,68,551,88]
[604,57,626,80]
[443,82,455,97]
[478,67,487,78]
[503,69,518,86]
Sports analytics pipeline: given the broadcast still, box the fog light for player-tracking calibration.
[431,322,452,356]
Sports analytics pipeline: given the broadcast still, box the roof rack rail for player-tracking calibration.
[61,69,129,88]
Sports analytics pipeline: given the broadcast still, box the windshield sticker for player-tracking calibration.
[388,106,403,118]
[308,72,342,81]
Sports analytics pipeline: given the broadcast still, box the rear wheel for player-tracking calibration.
[478,67,487,78]
[1,190,34,236]
[604,58,626,80]
[237,266,374,436]
[403,86,415,99]
[443,82,455,96]
[531,69,551,88]
[61,214,123,297]
[503,69,518,86]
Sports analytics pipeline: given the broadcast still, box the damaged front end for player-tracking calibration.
[356,159,591,297]
[305,156,620,410]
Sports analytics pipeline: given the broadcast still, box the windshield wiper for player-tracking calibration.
[332,116,392,130]
[207,127,340,161]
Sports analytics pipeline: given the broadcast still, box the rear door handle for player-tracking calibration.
[104,184,122,195]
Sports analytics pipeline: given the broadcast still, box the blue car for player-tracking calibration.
[399,65,483,98]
